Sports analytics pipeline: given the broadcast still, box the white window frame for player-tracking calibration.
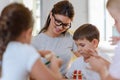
[88,0,114,42]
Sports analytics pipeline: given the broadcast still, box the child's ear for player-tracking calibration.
[25,28,32,42]
[92,39,99,48]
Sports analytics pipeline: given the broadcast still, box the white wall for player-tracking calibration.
[0,0,23,15]
[41,0,60,28]
[0,0,10,14]
[70,0,88,31]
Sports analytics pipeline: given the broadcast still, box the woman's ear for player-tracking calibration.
[92,39,99,48]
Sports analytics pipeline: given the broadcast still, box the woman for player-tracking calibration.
[32,0,78,77]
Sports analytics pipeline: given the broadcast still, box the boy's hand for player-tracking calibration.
[81,46,98,62]
[79,40,98,60]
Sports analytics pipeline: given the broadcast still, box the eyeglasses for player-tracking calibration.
[53,15,71,29]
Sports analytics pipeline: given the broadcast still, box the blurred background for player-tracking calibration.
[0,0,115,57]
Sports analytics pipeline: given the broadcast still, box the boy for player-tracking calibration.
[66,24,111,80]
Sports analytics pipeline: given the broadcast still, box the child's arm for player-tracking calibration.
[86,56,116,80]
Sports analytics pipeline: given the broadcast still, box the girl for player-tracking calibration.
[0,3,62,80]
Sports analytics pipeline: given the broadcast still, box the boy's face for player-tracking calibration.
[75,38,98,61]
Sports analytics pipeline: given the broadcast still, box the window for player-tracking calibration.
[88,0,114,42]
[23,0,41,36]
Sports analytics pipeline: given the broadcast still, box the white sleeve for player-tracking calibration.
[109,42,120,79]
[27,46,40,72]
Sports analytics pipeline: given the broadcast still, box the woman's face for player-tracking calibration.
[49,14,72,36]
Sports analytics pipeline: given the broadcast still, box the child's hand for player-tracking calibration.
[81,45,98,62]
[49,55,62,76]
[86,56,110,73]
[51,56,62,68]
[38,50,52,57]
[109,36,120,45]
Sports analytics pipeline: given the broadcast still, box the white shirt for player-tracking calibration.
[31,32,77,75]
[66,50,111,80]
[1,42,40,80]
[109,41,120,79]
